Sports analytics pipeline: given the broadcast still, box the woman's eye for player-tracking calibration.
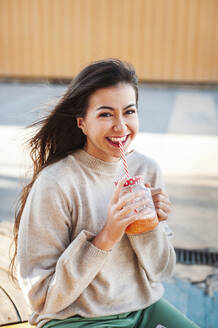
[99,112,112,117]
[125,109,136,115]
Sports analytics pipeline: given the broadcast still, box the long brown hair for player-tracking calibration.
[10,58,138,279]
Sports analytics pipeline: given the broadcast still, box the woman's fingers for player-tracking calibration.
[151,187,168,198]
[118,197,150,218]
[116,190,146,211]
[151,188,171,206]
[154,201,171,214]
[156,208,168,221]
[153,194,171,206]
[149,187,172,220]
[153,197,172,215]
[111,177,128,204]
[110,182,172,234]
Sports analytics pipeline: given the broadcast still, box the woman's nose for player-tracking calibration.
[113,117,127,133]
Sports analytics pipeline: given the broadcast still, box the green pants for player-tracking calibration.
[43,298,199,328]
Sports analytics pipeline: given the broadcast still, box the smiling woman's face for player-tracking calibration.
[76,82,139,162]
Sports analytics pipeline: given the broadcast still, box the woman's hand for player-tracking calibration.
[146,184,172,221]
[92,177,148,251]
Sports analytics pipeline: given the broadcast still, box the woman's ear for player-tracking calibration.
[76,117,86,135]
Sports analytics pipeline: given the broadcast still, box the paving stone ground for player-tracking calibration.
[163,278,218,328]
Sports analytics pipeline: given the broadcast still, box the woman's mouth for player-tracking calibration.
[106,135,129,148]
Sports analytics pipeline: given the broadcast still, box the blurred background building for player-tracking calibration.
[0,0,218,327]
[0,0,217,83]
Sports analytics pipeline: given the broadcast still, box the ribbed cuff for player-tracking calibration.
[61,229,110,269]
[127,224,160,241]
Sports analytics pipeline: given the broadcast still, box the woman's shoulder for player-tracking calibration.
[127,150,161,172]
[127,150,163,187]
[35,154,80,188]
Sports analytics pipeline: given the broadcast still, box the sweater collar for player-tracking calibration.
[73,149,133,176]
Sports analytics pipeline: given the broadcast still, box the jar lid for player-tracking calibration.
[114,175,144,187]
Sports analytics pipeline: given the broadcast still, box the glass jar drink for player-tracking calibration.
[115,176,159,235]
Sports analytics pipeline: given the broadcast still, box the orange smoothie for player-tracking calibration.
[115,176,159,235]
[125,214,158,234]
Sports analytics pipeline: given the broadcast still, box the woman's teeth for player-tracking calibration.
[108,136,127,143]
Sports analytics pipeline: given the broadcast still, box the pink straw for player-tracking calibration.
[119,141,129,178]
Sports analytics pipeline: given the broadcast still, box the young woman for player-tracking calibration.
[12,59,199,327]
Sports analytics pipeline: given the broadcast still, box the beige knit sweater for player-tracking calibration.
[17,149,176,328]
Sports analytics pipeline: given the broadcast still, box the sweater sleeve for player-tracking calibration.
[128,226,176,282]
[17,172,109,315]
[127,157,176,282]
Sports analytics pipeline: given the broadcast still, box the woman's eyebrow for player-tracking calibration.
[96,104,136,111]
